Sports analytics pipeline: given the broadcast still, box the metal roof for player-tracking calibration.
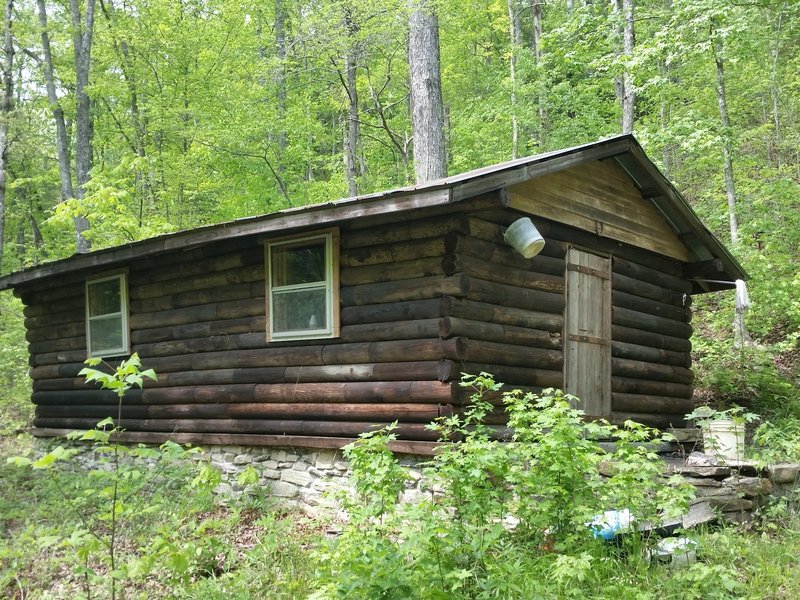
[0,134,746,292]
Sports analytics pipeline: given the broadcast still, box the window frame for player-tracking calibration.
[85,272,130,358]
[265,229,340,342]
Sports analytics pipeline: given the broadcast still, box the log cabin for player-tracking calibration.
[0,135,745,454]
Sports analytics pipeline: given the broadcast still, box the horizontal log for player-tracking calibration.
[252,381,453,404]
[34,401,450,423]
[339,319,441,343]
[611,341,691,368]
[609,411,687,429]
[33,361,455,392]
[440,317,562,349]
[613,306,692,339]
[30,428,442,455]
[131,316,267,345]
[24,294,84,318]
[612,376,692,399]
[611,324,691,353]
[342,214,465,249]
[130,243,264,285]
[228,403,450,422]
[340,273,469,306]
[466,277,565,313]
[129,297,265,329]
[613,256,691,294]
[33,390,141,405]
[341,257,444,286]
[449,255,564,294]
[134,332,265,359]
[94,427,439,454]
[32,417,442,440]
[18,282,84,306]
[341,238,446,268]
[25,307,85,330]
[26,321,85,343]
[612,357,693,384]
[28,336,85,355]
[457,236,566,276]
[463,339,562,370]
[341,298,443,325]
[320,338,465,365]
[460,362,563,388]
[464,216,568,259]
[35,404,149,419]
[612,272,689,306]
[452,382,544,405]
[444,298,563,330]
[612,393,695,415]
[130,281,264,313]
[130,263,263,300]
[612,290,690,322]
[30,349,87,367]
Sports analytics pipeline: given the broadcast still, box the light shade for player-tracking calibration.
[503,217,545,259]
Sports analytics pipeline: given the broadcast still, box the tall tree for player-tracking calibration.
[36,0,92,253]
[621,0,635,133]
[0,0,13,271]
[408,0,446,183]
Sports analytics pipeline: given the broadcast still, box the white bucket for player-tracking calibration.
[703,419,745,463]
[503,218,545,259]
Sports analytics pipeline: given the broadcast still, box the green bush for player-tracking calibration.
[312,373,695,599]
[0,292,32,434]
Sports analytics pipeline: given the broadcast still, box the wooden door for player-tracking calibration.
[564,248,612,417]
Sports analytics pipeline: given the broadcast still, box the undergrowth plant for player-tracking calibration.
[312,373,696,599]
[8,353,224,599]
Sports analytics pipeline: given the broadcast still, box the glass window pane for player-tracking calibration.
[272,288,327,333]
[90,316,124,353]
[88,279,121,316]
[271,241,326,287]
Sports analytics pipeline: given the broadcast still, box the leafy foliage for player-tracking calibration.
[313,374,695,599]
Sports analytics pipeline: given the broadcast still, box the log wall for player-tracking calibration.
[465,210,693,428]
[19,191,695,446]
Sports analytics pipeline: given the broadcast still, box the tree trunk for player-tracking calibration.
[343,8,362,197]
[0,0,13,272]
[713,31,738,244]
[507,0,521,159]
[530,0,546,147]
[769,7,784,168]
[621,0,635,133]
[70,0,95,253]
[408,0,446,183]
[275,0,287,173]
[36,0,74,205]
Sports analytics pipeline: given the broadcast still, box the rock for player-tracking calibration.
[768,463,800,484]
[281,469,314,487]
[271,480,299,498]
[685,451,719,467]
[233,454,251,465]
[315,450,337,469]
[707,497,754,511]
[671,465,732,479]
[730,476,773,498]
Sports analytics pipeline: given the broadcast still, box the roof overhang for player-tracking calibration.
[0,134,746,293]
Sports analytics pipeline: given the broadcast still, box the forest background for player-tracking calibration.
[0,0,798,429]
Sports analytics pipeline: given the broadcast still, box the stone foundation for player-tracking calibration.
[34,439,800,521]
[668,452,800,522]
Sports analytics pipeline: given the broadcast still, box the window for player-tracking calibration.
[266,231,339,341]
[86,274,129,357]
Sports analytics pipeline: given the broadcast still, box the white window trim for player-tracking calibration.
[86,273,130,358]
[266,230,339,342]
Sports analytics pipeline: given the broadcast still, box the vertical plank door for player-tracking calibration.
[564,248,612,417]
